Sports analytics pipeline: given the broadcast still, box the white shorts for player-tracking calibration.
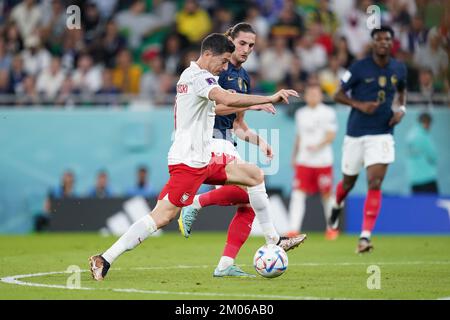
[341,134,395,176]
[210,138,241,159]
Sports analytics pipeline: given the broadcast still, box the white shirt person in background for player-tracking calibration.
[288,83,338,240]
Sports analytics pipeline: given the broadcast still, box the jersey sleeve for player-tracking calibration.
[340,62,360,92]
[192,71,221,99]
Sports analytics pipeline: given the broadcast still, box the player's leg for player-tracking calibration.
[322,190,340,240]
[214,204,256,277]
[196,139,249,208]
[329,136,363,228]
[317,166,339,240]
[90,200,180,280]
[179,185,250,238]
[357,134,394,253]
[193,185,249,208]
[356,163,388,253]
[90,163,205,280]
[179,141,250,237]
[329,173,358,228]
[225,160,307,251]
[287,165,311,236]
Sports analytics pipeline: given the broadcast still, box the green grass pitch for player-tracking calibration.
[0,232,449,300]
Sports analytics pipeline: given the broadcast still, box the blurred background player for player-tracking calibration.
[406,112,439,194]
[178,23,306,277]
[89,33,303,281]
[288,83,338,240]
[329,26,407,254]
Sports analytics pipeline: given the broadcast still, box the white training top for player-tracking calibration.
[168,61,221,168]
[294,103,338,167]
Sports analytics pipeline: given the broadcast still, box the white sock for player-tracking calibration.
[247,182,279,245]
[102,215,157,264]
[217,256,234,271]
[288,190,306,232]
[191,195,202,210]
[321,196,333,228]
[360,230,371,239]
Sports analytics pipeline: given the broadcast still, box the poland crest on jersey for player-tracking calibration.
[180,192,190,204]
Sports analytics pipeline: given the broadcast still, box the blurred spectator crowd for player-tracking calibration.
[34,165,159,231]
[0,0,448,107]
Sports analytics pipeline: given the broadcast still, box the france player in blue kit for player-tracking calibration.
[329,26,407,253]
[178,23,306,277]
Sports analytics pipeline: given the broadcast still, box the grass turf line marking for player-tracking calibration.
[2,260,449,299]
[0,270,329,300]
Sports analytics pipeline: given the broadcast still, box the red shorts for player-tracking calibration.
[293,165,333,194]
[158,153,235,207]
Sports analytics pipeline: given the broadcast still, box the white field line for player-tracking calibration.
[1,260,449,300]
[0,269,328,300]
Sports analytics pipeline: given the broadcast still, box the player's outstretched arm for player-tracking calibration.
[215,103,276,116]
[334,89,380,114]
[209,87,299,108]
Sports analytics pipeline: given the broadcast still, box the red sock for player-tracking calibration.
[335,180,350,205]
[198,185,249,207]
[223,206,255,258]
[362,189,382,233]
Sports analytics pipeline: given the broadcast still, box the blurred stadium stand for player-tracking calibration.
[0,0,447,106]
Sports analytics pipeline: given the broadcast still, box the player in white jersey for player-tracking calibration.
[89,33,303,281]
[178,23,307,278]
[288,83,338,240]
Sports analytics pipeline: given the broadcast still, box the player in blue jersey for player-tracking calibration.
[178,23,306,277]
[329,26,407,253]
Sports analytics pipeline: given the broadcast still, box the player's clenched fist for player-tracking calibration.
[269,89,299,104]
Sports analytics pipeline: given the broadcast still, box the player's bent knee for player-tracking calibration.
[343,182,355,191]
[343,179,356,191]
[248,167,264,186]
[368,178,383,190]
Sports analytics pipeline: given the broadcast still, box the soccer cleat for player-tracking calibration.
[213,265,256,278]
[89,255,110,281]
[325,228,340,241]
[178,205,200,238]
[356,237,374,254]
[329,202,344,230]
[277,234,307,252]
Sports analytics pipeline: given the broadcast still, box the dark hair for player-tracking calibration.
[371,26,395,39]
[419,112,432,124]
[138,165,148,172]
[225,23,256,39]
[201,33,235,55]
[97,169,108,176]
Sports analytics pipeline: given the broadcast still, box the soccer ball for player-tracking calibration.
[253,244,288,278]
